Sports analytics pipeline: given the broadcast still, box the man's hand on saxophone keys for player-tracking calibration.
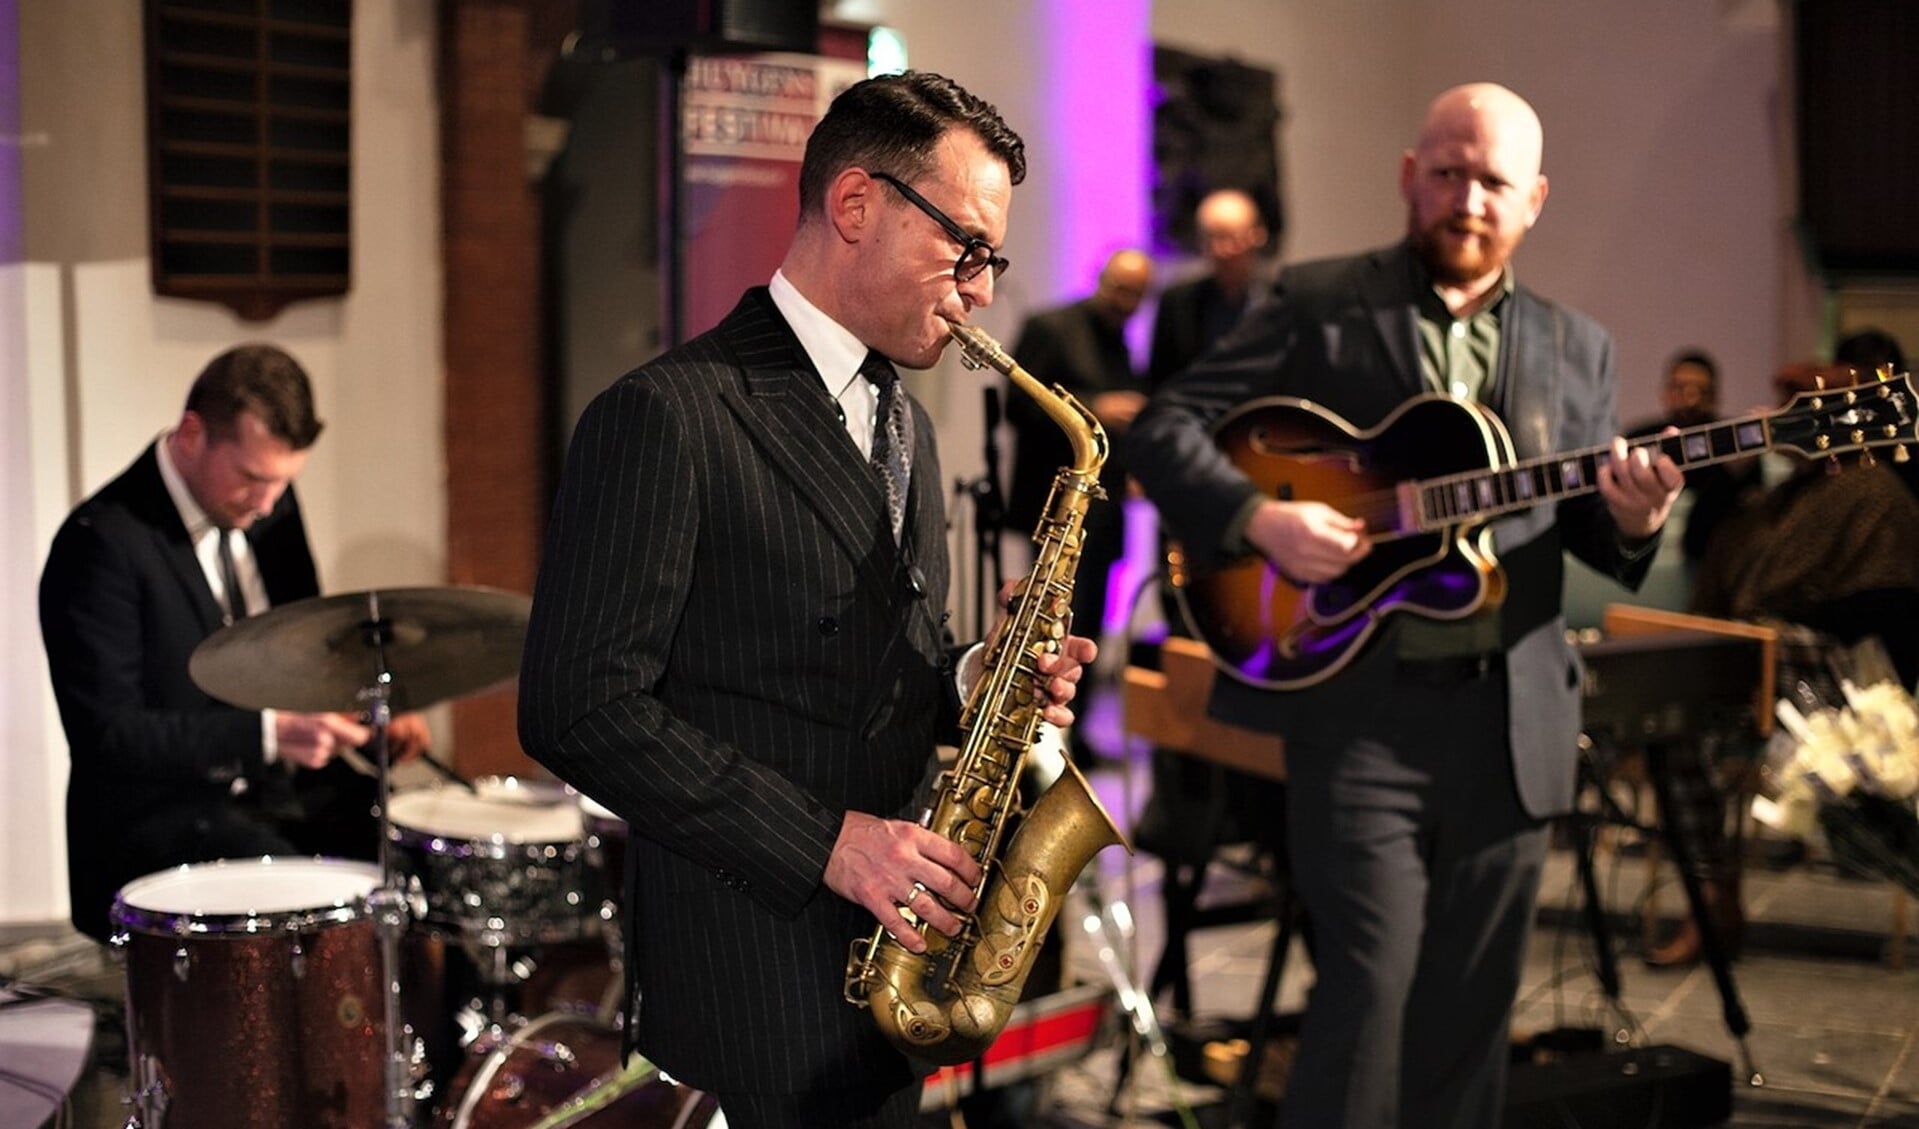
[985,578,1098,729]
[825,810,983,953]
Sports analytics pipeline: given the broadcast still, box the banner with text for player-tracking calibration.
[681,53,867,340]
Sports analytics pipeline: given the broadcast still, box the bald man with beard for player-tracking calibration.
[1127,84,1682,1128]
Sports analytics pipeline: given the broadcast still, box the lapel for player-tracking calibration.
[712,290,903,600]
[125,445,228,635]
[1359,245,1425,403]
[1490,286,1562,547]
[1493,287,1560,460]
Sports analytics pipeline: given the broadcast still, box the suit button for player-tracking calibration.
[817,616,839,636]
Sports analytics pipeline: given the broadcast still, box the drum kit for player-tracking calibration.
[108,587,721,1129]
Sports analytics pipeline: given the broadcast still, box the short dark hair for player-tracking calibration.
[184,343,324,449]
[1665,348,1719,387]
[1834,327,1907,376]
[797,71,1026,222]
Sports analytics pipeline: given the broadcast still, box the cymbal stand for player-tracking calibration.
[357,592,419,1128]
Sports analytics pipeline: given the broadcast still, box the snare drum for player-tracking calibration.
[436,1011,720,1129]
[112,857,386,1129]
[388,777,600,951]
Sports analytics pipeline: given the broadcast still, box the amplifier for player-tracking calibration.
[1504,1043,1732,1129]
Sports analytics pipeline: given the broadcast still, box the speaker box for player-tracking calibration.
[1796,0,1919,275]
[1504,1044,1732,1129]
[579,0,819,55]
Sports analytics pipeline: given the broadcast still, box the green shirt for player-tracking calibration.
[1395,265,1514,660]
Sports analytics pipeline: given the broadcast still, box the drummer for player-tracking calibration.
[39,343,431,942]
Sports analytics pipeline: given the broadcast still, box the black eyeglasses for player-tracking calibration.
[869,171,1010,283]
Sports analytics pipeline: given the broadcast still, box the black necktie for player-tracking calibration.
[215,529,250,623]
[861,351,913,544]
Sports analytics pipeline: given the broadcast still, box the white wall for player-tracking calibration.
[5,0,443,924]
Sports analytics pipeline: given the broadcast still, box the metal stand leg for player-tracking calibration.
[1225,890,1293,1129]
[358,593,419,1127]
[1647,742,1764,1087]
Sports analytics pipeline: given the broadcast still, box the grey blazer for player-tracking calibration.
[1126,242,1656,819]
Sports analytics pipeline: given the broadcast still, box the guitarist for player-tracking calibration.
[1127,83,1684,1129]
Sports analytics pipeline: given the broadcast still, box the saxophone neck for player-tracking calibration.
[947,321,1108,477]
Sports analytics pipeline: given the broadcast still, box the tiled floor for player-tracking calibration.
[6,719,1918,1128]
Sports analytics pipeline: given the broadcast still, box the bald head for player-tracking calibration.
[1093,248,1153,322]
[1417,83,1544,178]
[1402,82,1548,297]
[1195,189,1267,275]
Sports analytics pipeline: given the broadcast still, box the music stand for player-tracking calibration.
[1577,604,1778,1088]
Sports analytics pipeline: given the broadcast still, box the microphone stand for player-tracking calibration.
[960,385,1007,640]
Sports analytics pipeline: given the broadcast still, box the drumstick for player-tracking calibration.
[338,745,480,794]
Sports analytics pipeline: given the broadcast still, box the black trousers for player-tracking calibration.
[1281,662,1548,1129]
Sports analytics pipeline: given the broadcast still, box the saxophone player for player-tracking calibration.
[520,72,1095,1129]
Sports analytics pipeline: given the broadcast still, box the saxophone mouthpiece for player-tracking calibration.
[946,320,1012,374]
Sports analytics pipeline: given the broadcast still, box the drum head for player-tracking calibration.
[390,776,583,845]
[112,857,381,934]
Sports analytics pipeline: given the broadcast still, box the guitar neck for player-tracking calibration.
[1412,374,1917,530]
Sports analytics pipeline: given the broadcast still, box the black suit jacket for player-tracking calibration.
[1127,242,1657,819]
[519,290,959,1095]
[40,443,320,938]
[1146,272,1266,392]
[1005,298,1141,533]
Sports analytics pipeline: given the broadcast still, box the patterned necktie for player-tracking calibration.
[861,351,913,544]
[215,528,250,623]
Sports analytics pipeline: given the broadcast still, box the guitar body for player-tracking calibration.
[1171,395,1517,690]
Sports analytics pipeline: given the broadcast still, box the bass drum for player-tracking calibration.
[437,1011,722,1129]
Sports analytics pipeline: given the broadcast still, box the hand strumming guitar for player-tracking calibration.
[1245,499,1372,583]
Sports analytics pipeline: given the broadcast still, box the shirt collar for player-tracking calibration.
[769,269,870,396]
[1407,245,1515,322]
[154,430,219,540]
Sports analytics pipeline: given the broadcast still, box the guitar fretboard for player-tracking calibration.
[1414,376,1916,530]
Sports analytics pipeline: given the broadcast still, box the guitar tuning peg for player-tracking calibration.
[1862,448,1879,468]
[1879,364,1895,382]
[1897,445,1912,464]
[1815,374,1828,391]
[1825,455,1842,476]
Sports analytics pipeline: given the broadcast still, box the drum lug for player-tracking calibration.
[124,1055,170,1127]
[288,936,306,980]
[171,945,190,983]
[406,1028,437,1107]
[108,931,129,964]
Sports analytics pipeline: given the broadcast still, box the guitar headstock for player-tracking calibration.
[1768,368,1918,467]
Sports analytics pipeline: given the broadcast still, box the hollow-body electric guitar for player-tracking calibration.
[1170,371,1919,691]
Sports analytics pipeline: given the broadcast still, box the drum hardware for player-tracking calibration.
[188,585,534,1129]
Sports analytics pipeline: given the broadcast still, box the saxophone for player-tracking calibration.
[842,320,1132,1065]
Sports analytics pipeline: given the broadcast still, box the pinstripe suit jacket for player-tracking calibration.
[519,289,956,1095]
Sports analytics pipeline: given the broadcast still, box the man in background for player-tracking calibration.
[1005,247,1152,762]
[1147,187,1270,390]
[1624,347,1749,568]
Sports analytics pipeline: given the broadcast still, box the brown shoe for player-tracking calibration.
[1644,879,1744,968]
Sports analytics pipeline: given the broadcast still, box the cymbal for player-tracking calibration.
[190,586,532,713]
